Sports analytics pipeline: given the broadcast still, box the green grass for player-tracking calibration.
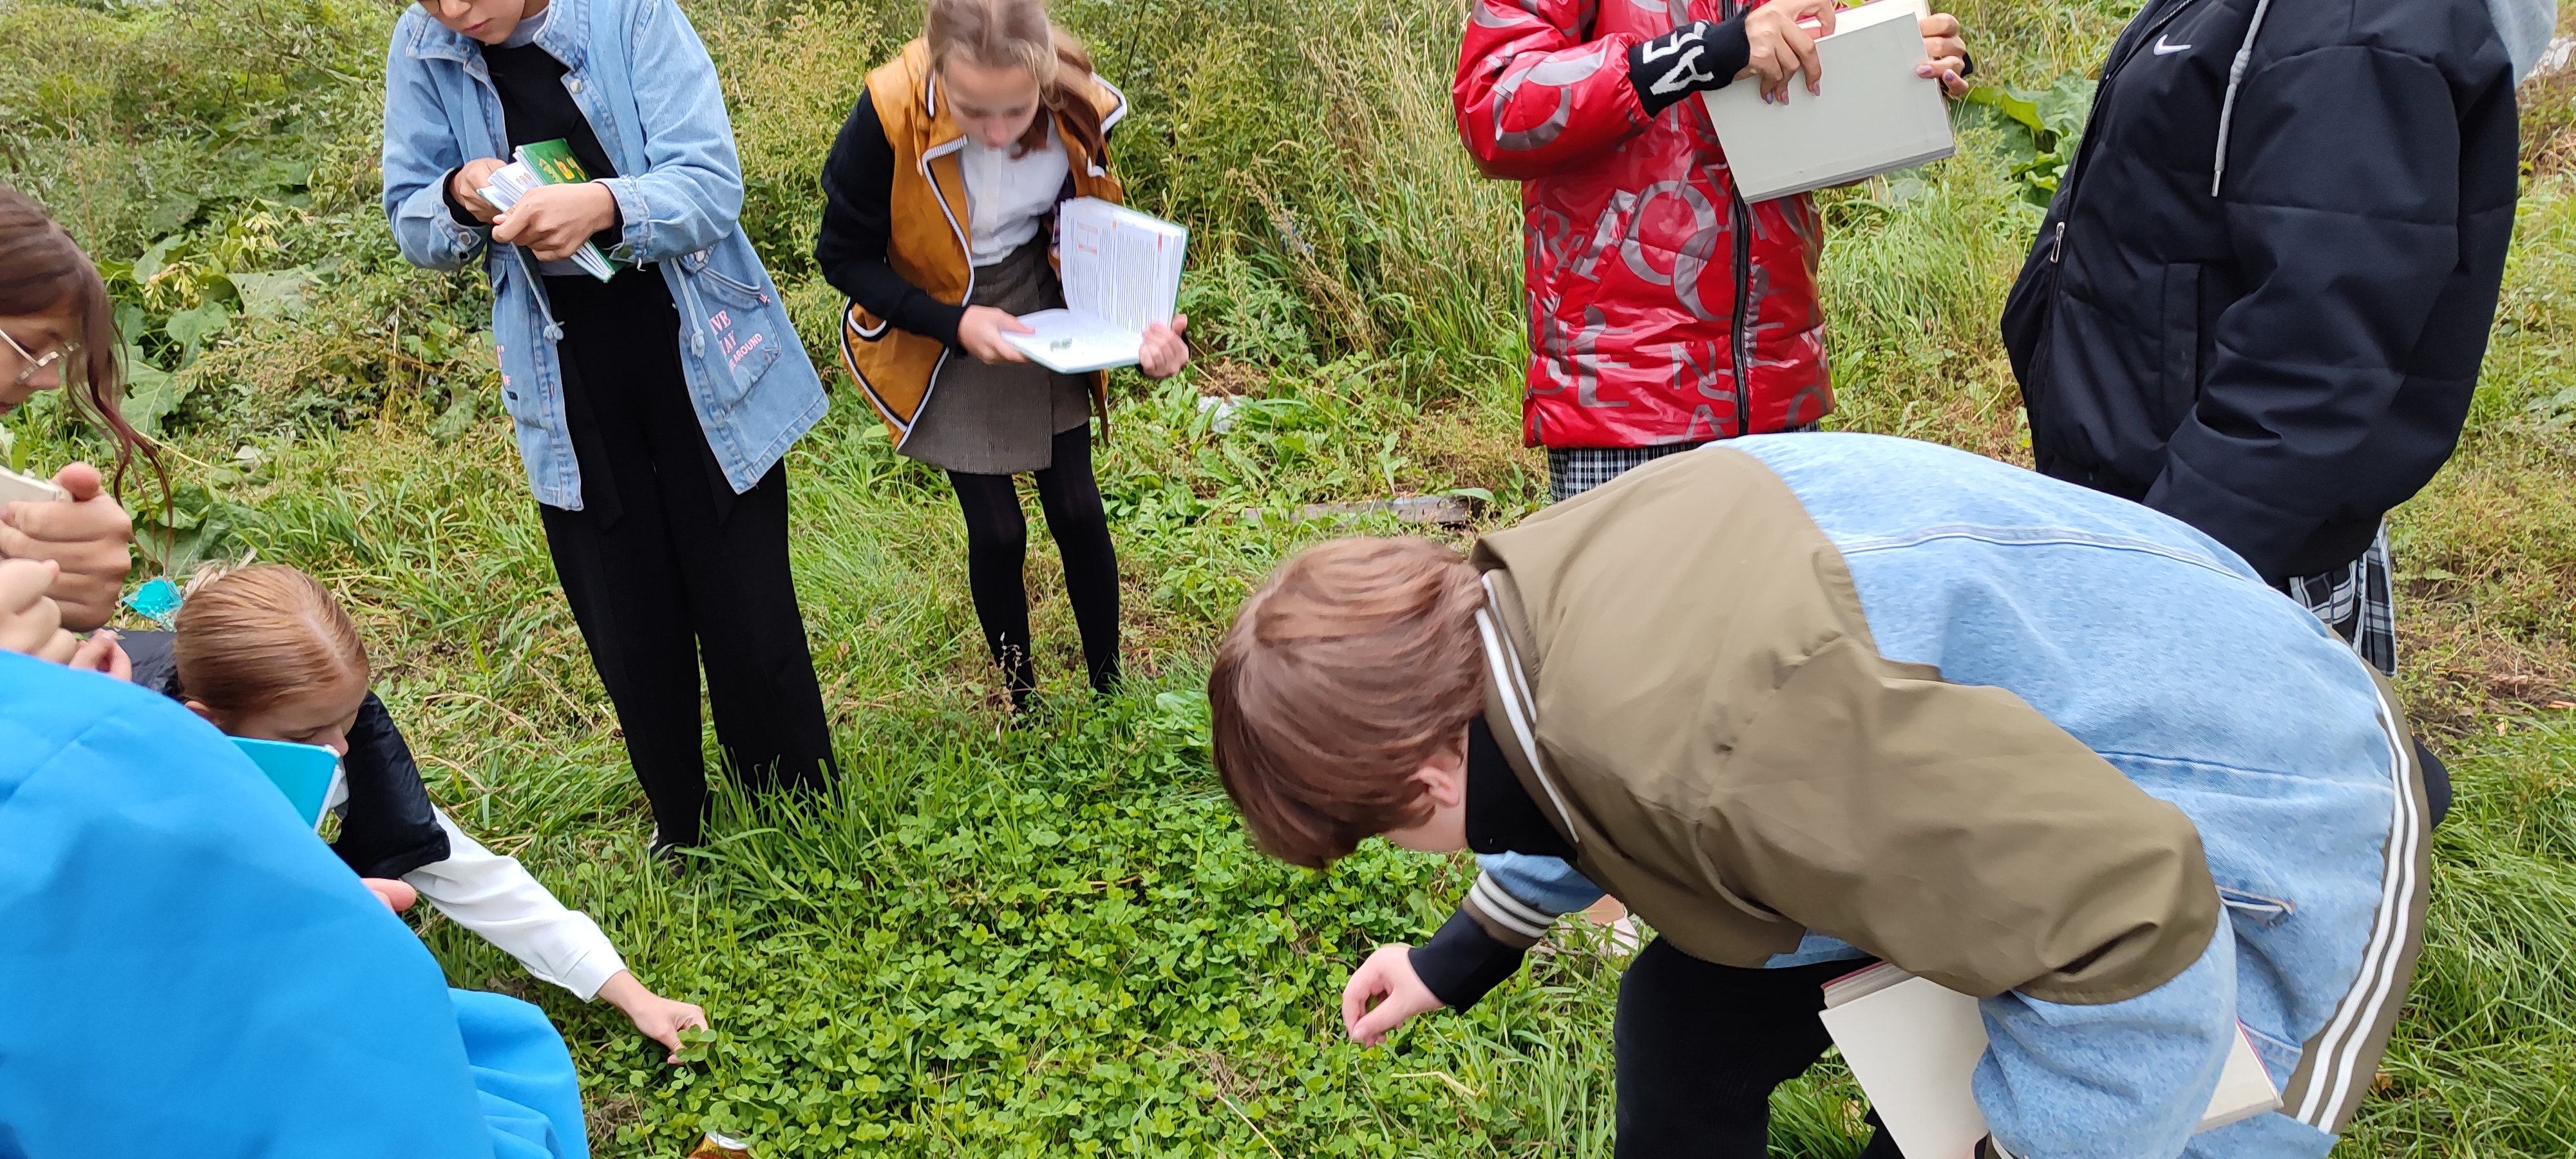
[3,0,2572,1153]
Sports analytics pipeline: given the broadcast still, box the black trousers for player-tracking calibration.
[945,424,1121,705]
[535,269,835,849]
[1616,939,1904,1158]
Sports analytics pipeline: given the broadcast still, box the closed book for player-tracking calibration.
[1819,962,2282,1156]
[1700,0,1956,202]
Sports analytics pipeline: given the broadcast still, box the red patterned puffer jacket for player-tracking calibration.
[1456,0,1833,449]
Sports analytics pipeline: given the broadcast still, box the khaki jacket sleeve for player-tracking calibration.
[1701,637,2221,1005]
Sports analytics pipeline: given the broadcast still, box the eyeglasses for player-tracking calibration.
[0,326,75,389]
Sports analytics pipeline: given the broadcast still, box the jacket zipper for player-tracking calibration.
[2022,0,2201,431]
[1718,0,1757,438]
[1728,185,1755,438]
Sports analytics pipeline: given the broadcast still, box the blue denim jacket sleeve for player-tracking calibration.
[381,23,490,273]
[598,0,744,263]
[1975,916,2240,1159]
[1478,852,1607,916]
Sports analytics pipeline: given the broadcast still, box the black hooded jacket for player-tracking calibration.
[2002,0,2523,583]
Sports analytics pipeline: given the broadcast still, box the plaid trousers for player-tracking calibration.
[2280,525,2398,676]
[1546,424,1823,503]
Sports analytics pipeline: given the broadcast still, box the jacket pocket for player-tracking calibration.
[2216,883,2293,929]
[674,250,784,406]
[2158,263,2201,433]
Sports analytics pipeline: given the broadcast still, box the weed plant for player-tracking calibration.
[1,0,2570,1153]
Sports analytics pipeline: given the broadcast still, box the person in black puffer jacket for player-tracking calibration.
[2002,0,2554,679]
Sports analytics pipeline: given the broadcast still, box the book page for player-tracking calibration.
[1056,198,1188,335]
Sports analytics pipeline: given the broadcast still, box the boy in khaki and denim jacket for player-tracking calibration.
[1210,433,2432,1159]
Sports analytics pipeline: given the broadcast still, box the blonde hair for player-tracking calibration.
[925,0,1107,160]
[172,563,370,720]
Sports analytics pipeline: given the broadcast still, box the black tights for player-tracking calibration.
[947,425,1121,706]
[1615,939,1904,1158]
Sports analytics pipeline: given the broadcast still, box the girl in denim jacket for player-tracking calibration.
[382,0,835,853]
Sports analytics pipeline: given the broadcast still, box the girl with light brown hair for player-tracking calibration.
[815,0,1189,711]
[120,562,712,1063]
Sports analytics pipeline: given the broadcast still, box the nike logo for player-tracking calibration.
[2154,35,2192,54]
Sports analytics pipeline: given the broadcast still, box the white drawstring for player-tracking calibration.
[2210,0,2275,196]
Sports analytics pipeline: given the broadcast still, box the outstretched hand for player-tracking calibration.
[598,970,710,1064]
[1341,943,1447,1046]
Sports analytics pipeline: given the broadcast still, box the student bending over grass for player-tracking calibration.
[124,563,708,1063]
[1211,433,2433,1159]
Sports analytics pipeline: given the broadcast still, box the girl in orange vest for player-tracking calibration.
[817,0,1187,711]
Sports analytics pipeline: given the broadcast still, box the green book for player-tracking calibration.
[476,138,619,281]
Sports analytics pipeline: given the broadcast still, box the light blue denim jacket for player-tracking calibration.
[380,0,825,509]
[1482,434,2416,1159]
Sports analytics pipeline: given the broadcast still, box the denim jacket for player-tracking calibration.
[1480,434,2421,1159]
[381,0,825,510]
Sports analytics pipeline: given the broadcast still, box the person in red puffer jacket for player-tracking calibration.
[1458,0,1970,500]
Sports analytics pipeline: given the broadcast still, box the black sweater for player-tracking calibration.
[813,88,972,349]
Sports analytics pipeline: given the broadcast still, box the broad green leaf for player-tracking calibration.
[165,301,231,367]
[116,343,187,436]
[132,236,181,284]
[232,267,314,319]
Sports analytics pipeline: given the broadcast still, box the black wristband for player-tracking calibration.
[1629,17,1752,117]
[1408,908,1530,1010]
[439,168,486,229]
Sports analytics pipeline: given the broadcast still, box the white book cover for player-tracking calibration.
[1819,962,2282,1156]
[1700,0,1956,203]
[1004,197,1188,373]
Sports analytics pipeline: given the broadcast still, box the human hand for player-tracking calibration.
[362,878,420,912]
[0,558,77,664]
[1914,12,1969,97]
[1139,315,1190,379]
[1341,943,1447,1046]
[450,158,509,224]
[598,970,710,1064]
[0,462,133,632]
[492,182,618,263]
[1741,0,1837,103]
[958,305,1034,365]
[67,628,131,681]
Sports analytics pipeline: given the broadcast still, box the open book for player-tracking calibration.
[1819,963,2282,1156]
[1700,0,1957,202]
[1004,197,1188,373]
[478,139,618,282]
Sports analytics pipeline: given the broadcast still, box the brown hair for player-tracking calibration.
[1209,537,1489,868]
[172,563,371,721]
[0,184,161,497]
[925,0,1108,162]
